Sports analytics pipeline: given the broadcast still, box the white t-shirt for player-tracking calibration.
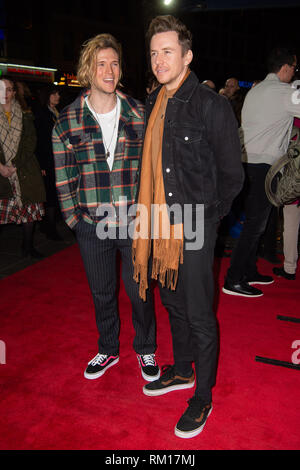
[86,96,120,170]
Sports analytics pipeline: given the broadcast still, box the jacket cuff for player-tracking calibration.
[65,213,81,229]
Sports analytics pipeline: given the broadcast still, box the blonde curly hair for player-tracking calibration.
[77,33,122,88]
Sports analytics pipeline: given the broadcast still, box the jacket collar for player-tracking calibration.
[265,73,281,83]
[72,88,143,126]
[148,70,199,105]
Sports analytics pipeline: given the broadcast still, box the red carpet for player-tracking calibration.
[0,244,299,450]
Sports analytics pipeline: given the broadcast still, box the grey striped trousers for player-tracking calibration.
[75,219,157,356]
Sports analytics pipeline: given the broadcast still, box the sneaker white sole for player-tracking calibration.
[84,357,119,380]
[174,406,213,439]
[222,287,263,298]
[143,381,195,396]
[141,368,161,382]
[248,280,274,285]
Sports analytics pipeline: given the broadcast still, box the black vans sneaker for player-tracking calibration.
[84,353,119,380]
[143,365,194,396]
[175,397,212,439]
[137,354,160,382]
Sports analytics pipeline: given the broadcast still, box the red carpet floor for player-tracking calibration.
[0,244,299,450]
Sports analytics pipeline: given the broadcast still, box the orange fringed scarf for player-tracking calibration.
[132,71,190,300]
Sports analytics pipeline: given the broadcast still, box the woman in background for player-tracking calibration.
[0,76,46,258]
[35,85,62,240]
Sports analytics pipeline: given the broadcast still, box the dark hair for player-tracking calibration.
[267,47,296,73]
[38,84,60,107]
[146,15,192,56]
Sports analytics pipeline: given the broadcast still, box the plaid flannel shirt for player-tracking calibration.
[52,89,145,228]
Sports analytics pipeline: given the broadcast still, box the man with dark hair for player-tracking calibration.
[132,15,243,438]
[267,47,298,74]
[223,77,240,99]
[52,33,160,383]
[223,47,300,298]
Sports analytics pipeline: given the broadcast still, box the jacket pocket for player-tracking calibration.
[68,133,96,164]
[173,127,203,145]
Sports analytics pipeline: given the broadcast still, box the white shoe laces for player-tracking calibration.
[141,354,156,366]
[88,353,107,366]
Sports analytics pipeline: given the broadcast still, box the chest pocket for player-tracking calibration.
[172,124,205,169]
[123,126,143,161]
[173,126,203,145]
[68,133,96,164]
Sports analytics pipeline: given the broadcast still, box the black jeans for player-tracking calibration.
[226,163,274,282]
[75,220,157,356]
[158,215,219,403]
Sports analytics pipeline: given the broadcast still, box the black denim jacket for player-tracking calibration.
[144,71,244,220]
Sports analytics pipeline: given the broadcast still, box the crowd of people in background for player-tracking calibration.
[201,70,300,288]
[0,79,78,256]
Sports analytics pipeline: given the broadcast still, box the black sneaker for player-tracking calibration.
[175,397,212,439]
[137,354,160,382]
[273,266,296,280]
[84,353,119,380]
[245,273,274,285]
[222,279,263,297]
[143,365,194,396]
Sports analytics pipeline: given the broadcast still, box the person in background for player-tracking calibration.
[273,201,300,280]
[202,79,216,90]
[16,81,36,114]
[273,117,300,280]
[0,76,46,258]
[35,85,62,240]
[223,47,300,297]
[223,77,240,99]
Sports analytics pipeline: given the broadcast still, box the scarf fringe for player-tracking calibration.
[132,262,148,302]
[132,245,149,302]
[152,238,184,290]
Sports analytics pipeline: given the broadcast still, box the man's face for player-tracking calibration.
[91,47,120,95]
[224,78,239,98]
[150,31,192,90]
[283,57,298,83]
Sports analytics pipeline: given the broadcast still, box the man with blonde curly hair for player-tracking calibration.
[53,33,160,383]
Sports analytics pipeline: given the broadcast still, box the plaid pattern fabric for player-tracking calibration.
[52,89,145,228]
[0,198,44,224]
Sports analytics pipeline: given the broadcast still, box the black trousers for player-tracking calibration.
[226,163,274,282]
[75,220,157,356]
[158,215,219,403]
